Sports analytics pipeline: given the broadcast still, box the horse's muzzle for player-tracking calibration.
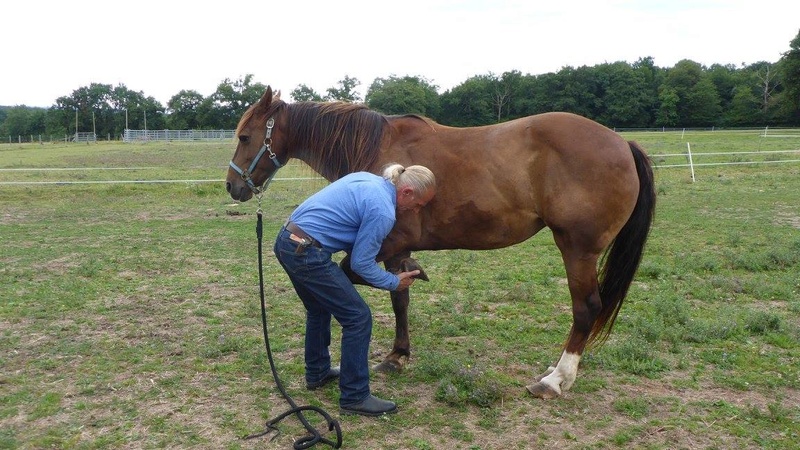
[226,179,253,202]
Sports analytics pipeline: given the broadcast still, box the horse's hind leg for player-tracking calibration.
[527,235,602,399]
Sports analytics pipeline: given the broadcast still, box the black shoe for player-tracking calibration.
[306,367,340,390]
[340,395,397,417]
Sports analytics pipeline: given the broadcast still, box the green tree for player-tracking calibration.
[685,77,722,126]
[43,109,67,137]
[655,86,679,127]
[662,59,702,125]
[632,56,666,123]
[290,84,324,102]
[325,75,361,102]
[490,71,525,122]
[50,84,106,137]
[727,86,761,126]
[365,75,440,118]
[196,97,224,129]
[210,74,268,128]
[524,72,562,115]
[504,73,539,118]
[439,75,495,126]
[167,90,204,129]
[504,71,540,119]
[662,60,721,126]
[2,106,34,137]
[594,61,653,127]
[554,65,602,119]
[720,62,776,126]
[777,29,800,124]
[110,84,152,134]
[707,63,738,115]
[752,63,780,115]
[47,83,162,137]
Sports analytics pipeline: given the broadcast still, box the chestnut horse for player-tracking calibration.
[226,87,655,399]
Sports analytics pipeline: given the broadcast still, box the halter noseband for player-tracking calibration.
[229,117,284,194]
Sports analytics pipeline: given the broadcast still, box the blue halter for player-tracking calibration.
[229,117,283,194]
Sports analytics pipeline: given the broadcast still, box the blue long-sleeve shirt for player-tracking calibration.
[289,172,400,290]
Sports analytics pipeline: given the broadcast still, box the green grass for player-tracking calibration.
[1,134,799,449]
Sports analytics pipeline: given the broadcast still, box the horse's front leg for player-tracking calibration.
[340,252,427,373]
[374,289,410,373]
[373,253,414,373]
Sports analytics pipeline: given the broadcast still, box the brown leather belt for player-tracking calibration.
[285,221,322,248]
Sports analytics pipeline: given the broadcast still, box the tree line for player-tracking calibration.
[2,30,799,140]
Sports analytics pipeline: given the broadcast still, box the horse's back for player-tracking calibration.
[526,112,632,162]
[383,112,642,251]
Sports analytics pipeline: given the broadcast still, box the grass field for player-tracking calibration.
[1,130,799,449]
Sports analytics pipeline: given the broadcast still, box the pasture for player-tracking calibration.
[1,130,799,449]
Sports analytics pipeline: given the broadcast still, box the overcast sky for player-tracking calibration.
[2,0,798,108]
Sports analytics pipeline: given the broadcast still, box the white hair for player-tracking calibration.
[382,163,436,193]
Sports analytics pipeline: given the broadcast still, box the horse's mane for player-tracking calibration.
[285,102,387,180]
[235,106,257,138]
[236,98,428,181]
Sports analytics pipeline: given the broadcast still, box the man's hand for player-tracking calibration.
[396,270,420,291]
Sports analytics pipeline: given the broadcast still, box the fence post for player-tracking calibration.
[687,142,696,182]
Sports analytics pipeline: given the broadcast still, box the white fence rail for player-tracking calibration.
[123,129,234,142]
[652,147,800,181]
[655,149,800,167]
[72,132,97,142]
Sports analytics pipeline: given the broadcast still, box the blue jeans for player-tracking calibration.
[274,227,372,406]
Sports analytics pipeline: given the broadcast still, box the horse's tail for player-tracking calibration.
[589,141,656,347]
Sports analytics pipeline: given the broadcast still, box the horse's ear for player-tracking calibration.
[274,90,281,101]
[255,87,273,114]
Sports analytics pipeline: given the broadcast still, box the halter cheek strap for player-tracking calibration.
[229,117,284,194]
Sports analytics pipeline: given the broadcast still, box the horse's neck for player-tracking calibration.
[285,101,380,181]
[289,150,338,182]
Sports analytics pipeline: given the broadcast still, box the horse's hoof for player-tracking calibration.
[400,258,429,281]
[373,359,404,373]
[526,381,561,399]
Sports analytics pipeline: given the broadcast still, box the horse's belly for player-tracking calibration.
[429,208,543,250]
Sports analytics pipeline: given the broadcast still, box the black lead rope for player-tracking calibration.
[243,211,343,449]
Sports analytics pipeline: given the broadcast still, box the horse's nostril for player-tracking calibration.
[225,181,232,193]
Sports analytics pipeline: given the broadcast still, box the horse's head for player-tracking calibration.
[226,87,288,201]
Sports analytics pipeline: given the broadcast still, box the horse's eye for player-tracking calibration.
[238,135,250,144]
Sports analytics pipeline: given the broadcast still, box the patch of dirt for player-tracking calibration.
[773,207,800,229]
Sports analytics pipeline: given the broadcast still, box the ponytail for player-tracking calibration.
[382,163,436,193]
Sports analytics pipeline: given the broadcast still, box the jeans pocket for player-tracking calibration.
[282,247,321,281]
